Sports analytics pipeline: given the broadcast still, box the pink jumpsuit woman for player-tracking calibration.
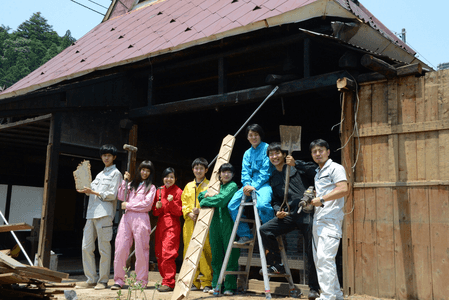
[112,161,156,289]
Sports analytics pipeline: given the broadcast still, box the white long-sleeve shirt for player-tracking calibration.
[86,164,122,219]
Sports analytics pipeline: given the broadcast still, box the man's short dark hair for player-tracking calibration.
[99,144,117,156]
[245,124,265,140]
[266,142,287,156]
[309,139,330,151]
[191,157,208,169]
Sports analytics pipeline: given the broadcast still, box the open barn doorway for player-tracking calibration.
[134,87,345,283]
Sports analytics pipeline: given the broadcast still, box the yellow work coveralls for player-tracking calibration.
[181,179,213,289]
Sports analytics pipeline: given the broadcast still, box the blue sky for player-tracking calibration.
[1,0,447,69]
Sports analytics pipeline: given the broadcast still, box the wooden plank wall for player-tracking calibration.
[350,69,449,300]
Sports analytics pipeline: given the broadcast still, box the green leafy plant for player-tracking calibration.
[152,281,161,300]
[115,267,149,300]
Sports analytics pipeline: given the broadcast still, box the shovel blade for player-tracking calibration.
[279,125,302,152]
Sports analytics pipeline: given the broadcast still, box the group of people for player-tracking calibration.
[75,123,348,300]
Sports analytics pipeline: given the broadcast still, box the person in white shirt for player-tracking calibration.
[76,144,122,290]
[309,139,349,300]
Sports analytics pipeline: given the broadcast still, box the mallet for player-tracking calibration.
[122,144,138,210]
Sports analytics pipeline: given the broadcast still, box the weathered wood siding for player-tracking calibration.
[345,69,449,300]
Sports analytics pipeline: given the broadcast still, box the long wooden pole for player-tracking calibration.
[37,113,61,267]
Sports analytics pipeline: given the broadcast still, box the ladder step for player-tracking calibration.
[266,273,291,278]
[232,243,253,249]
[223,271,248,276]
[240,202,255,206]
[240,218,255,223]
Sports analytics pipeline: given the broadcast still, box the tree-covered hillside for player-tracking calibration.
[0,12,76,91]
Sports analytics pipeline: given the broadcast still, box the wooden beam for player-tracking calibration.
[147,74,154,106]
[303,38,311,78]
[361,54,397,79]
[0,272,30,284]
[265,74,299,85]
[358,118,449,137]
[36,113,61,268]
[0,223,33,233]
[218,57,227,94]
[0,114,51,130]
[358,63,423,83]
[153,33,307,74]
[336,77,356,92]
[339,51,359,69]
[130,70,349,118]
[353,180,449,188]
[0,252,26,269]
[0,249,11,256]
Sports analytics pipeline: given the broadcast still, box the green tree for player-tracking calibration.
[0,13,77,90]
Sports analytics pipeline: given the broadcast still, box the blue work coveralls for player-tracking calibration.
[227,142,273,238]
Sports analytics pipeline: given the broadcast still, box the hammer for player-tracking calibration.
[122,144,138,210]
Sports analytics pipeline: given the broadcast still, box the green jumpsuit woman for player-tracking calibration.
[198,163,240,296]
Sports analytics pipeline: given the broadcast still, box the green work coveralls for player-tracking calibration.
[198,181,240,292]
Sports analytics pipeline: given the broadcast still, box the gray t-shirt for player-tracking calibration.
[86,164,122,219]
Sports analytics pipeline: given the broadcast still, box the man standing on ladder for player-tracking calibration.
[260,142,320,300]
[228,124,274,244]
[309,139,349,300]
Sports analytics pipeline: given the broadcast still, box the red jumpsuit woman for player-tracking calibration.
[152,167,183,292]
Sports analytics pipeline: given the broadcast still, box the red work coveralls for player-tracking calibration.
[152,184,183,288]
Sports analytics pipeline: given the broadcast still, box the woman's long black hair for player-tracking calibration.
[216,163,235,185]
[130,160,155,194]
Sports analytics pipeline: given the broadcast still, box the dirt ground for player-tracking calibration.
[54,272,394,300]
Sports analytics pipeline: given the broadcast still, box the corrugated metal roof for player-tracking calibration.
[0,0,418,99]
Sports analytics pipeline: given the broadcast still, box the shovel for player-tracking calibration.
[279,125,302,214]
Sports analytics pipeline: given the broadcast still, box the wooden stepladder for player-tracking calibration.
[171,135,235,300]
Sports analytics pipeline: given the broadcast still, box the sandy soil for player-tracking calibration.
[53,273,394,300]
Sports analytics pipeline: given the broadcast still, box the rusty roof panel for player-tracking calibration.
[0,0,422,99]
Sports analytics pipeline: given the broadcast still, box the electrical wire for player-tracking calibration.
[87,0,109,9]
[70,0,105,15]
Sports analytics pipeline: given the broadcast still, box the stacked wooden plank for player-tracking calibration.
[0,240,73,299]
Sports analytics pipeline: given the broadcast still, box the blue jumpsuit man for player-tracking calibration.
[228,124,274,243]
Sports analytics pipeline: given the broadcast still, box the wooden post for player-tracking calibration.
[337,77,356,92]
[128,124,138,177]
[147,74,153,106]
[218,57,227,94]
[4,184,12,222]
[340,88,355,296]
[36,113,61,267]
[303,38,311,78]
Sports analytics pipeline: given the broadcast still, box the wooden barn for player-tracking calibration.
[340,69,449,299]
[0,0,445,299]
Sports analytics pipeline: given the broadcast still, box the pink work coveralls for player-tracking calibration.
[113,181,156,287]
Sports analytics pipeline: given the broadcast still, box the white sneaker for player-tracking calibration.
[223,290,234,295]
[234,236,252,245]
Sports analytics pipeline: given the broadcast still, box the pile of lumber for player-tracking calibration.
[0,223,74,299]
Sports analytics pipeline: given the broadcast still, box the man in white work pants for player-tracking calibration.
[309,139,349,300]
[76,145,122,290]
